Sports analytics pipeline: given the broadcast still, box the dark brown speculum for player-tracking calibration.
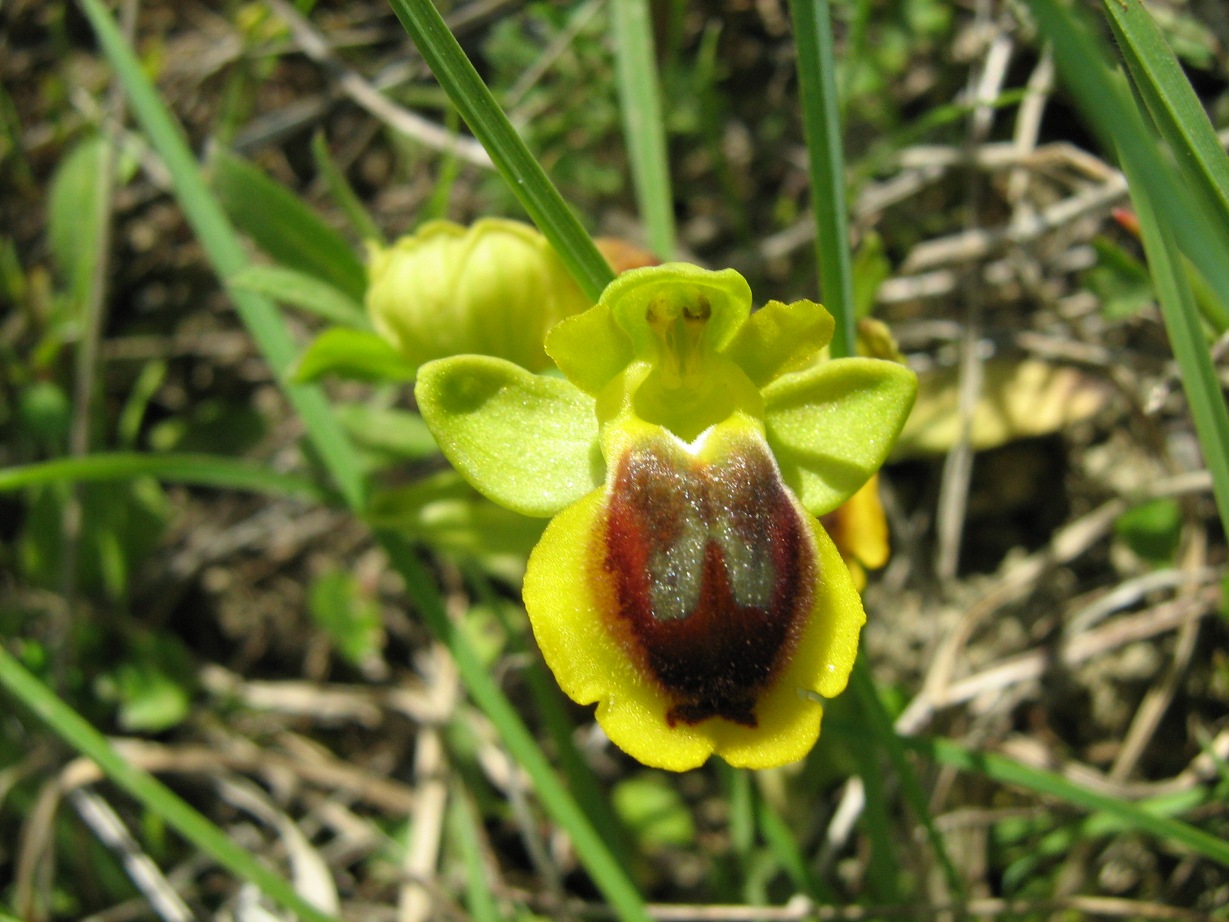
[602,434,817,727]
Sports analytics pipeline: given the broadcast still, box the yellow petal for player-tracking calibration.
[522,423,866,772]
[523,487,714,771]
[822,473,890,579]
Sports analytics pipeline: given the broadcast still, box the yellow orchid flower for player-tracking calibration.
[415,263,915,770]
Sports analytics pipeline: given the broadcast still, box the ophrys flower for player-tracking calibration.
[416,263,915,770]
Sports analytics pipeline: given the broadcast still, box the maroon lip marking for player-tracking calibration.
[602,436,816,727]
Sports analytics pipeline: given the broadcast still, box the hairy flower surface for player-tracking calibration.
[416,264,915,770]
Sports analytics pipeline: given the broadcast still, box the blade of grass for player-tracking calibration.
[1026,0,1229,306]
[1032,0,1229,540]
[848,732,901,902]
[610,0,676,259]
[384,0,614,301]
[1126,155,1229,557]
[468,566,633,869]
[311,131,386,245]
[787,0,855,358]
[211,148,368,302]
[850,659,966,900]
[229,264,372,329]
[448,783,502,922]
[79,4,649,919]
[77,0,367,512]
[1103,0,1229,332]
[1102,0,1229,242]
[754,793,836,902]
[377,531,652,922]
[903,732,1229,867]
[1027,0,1229,539]
[0,453,327,501]
[1002,785,1211,891]
[0,644,344,922]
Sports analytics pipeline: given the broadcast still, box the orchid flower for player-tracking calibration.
[415,263,915,770]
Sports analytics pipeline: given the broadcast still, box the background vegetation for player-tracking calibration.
[2,0,1228,919]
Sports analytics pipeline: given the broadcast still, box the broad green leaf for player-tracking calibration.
[763,358,916,516]
[294,328,418,383]
[229,264,370,328]
[210,148,367,301]
[48,134,107,308]
[415,355,602,517]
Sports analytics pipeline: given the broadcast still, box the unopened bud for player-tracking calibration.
[366,219,591,371]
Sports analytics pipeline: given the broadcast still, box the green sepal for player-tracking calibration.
[293,328,418,383]
[763,357,917,516]
[722,299,834,387]
[606,263,751,359]
[546,302,632,396]
[415,356,604,517]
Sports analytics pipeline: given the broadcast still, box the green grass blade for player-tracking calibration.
[229,264,372,328]
[1126,159,1229,546]
[754,793,836,901]
[1027,0,1229,539]
[787,0,856,358]
[1103,0,1229,239]
[1027,0,1229,533]
[0,453,326,501]
[0,645,344,922]
[78,0,367,512]
[1027,0,1229,330]
[311,131,386,245]
[384,0,614,301]
[448,784,503,922]
[610,0,676,259]
[850,660,965,899]
[80,5,648,918]
[848,732,901,901]
[906,733,1229,867]
[1103,2,1229,332]
[377,531,652,922]
[469,566,633,868]
[211,147,368,302]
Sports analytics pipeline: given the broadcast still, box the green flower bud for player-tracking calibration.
[366,218,591,371]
